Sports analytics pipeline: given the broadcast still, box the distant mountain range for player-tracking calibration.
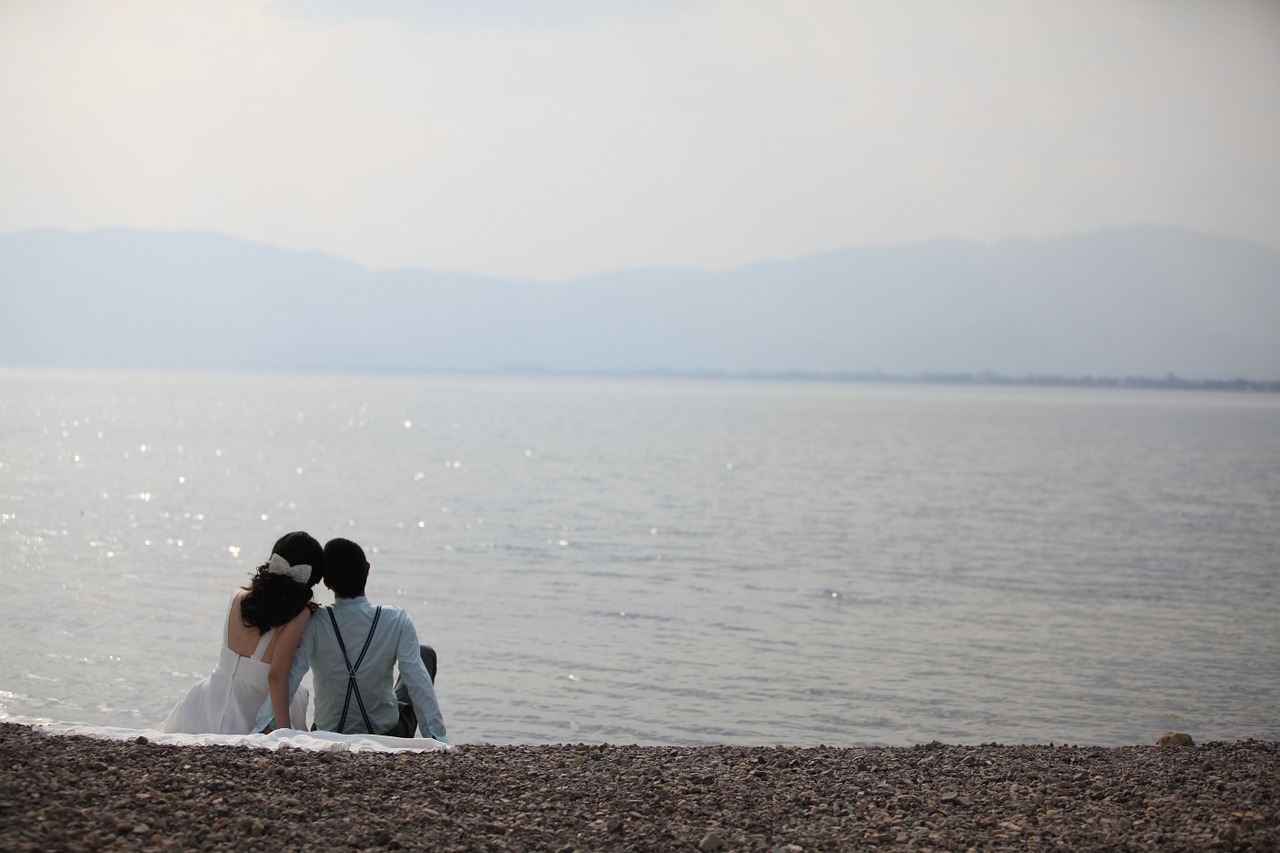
[2,226,1278,381]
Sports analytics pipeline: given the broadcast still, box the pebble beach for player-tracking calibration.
[2,723,1276,851]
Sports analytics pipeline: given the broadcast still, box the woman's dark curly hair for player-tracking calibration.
[240,531,324,633]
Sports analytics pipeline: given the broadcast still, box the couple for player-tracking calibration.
[159,531,447,743]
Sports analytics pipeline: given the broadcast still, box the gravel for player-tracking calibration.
[1,723,1276,850]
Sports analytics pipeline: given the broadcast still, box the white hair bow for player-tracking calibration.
[266,552,313,585]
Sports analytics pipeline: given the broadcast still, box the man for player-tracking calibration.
[255,537,447,742]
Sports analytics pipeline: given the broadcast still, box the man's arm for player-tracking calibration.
[395,611,448,742]
[254,618,313,732]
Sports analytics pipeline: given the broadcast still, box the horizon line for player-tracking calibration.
[2,363,1276,392]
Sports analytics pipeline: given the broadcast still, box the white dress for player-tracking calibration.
[159,594,309,734]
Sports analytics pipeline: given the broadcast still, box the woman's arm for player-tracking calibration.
[267,607,311,730]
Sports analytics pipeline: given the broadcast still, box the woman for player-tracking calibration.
[159,531,322,734]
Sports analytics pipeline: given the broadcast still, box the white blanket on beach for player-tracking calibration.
[22,719,450,753]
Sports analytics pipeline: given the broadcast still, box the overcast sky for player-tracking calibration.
[2,0,1277,279]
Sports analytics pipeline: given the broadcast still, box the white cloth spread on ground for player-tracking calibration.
[23,719,449,753]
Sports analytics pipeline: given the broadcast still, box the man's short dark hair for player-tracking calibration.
[323,538,369,598]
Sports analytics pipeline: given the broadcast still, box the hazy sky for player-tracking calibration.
[2,0,1278,279]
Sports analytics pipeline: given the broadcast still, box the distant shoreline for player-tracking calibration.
[497,368,1280,393]
[3,363,1279,392]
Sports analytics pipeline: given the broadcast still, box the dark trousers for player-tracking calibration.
[385,645,437,738]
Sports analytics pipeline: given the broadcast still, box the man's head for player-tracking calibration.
[322,538,369,599]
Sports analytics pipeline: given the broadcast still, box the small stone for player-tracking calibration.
[606,818,623,833]
[1156,732,1195,747]
[699,832,725,851]
[135,736,148,745]
[131,824,150,835]
[374,829,392,845]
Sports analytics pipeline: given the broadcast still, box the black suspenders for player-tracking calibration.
[326,605,383,734]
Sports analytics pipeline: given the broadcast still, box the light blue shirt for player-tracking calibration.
[255,596,447,742]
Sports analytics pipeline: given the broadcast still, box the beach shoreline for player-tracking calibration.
[2,723,1276,850]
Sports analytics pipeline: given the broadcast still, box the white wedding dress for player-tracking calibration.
[159,594,308,734]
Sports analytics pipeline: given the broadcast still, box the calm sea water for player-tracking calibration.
[1,369,1277,746]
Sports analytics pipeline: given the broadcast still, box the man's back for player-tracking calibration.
[261,536,448,742]
[301,596,446,740]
